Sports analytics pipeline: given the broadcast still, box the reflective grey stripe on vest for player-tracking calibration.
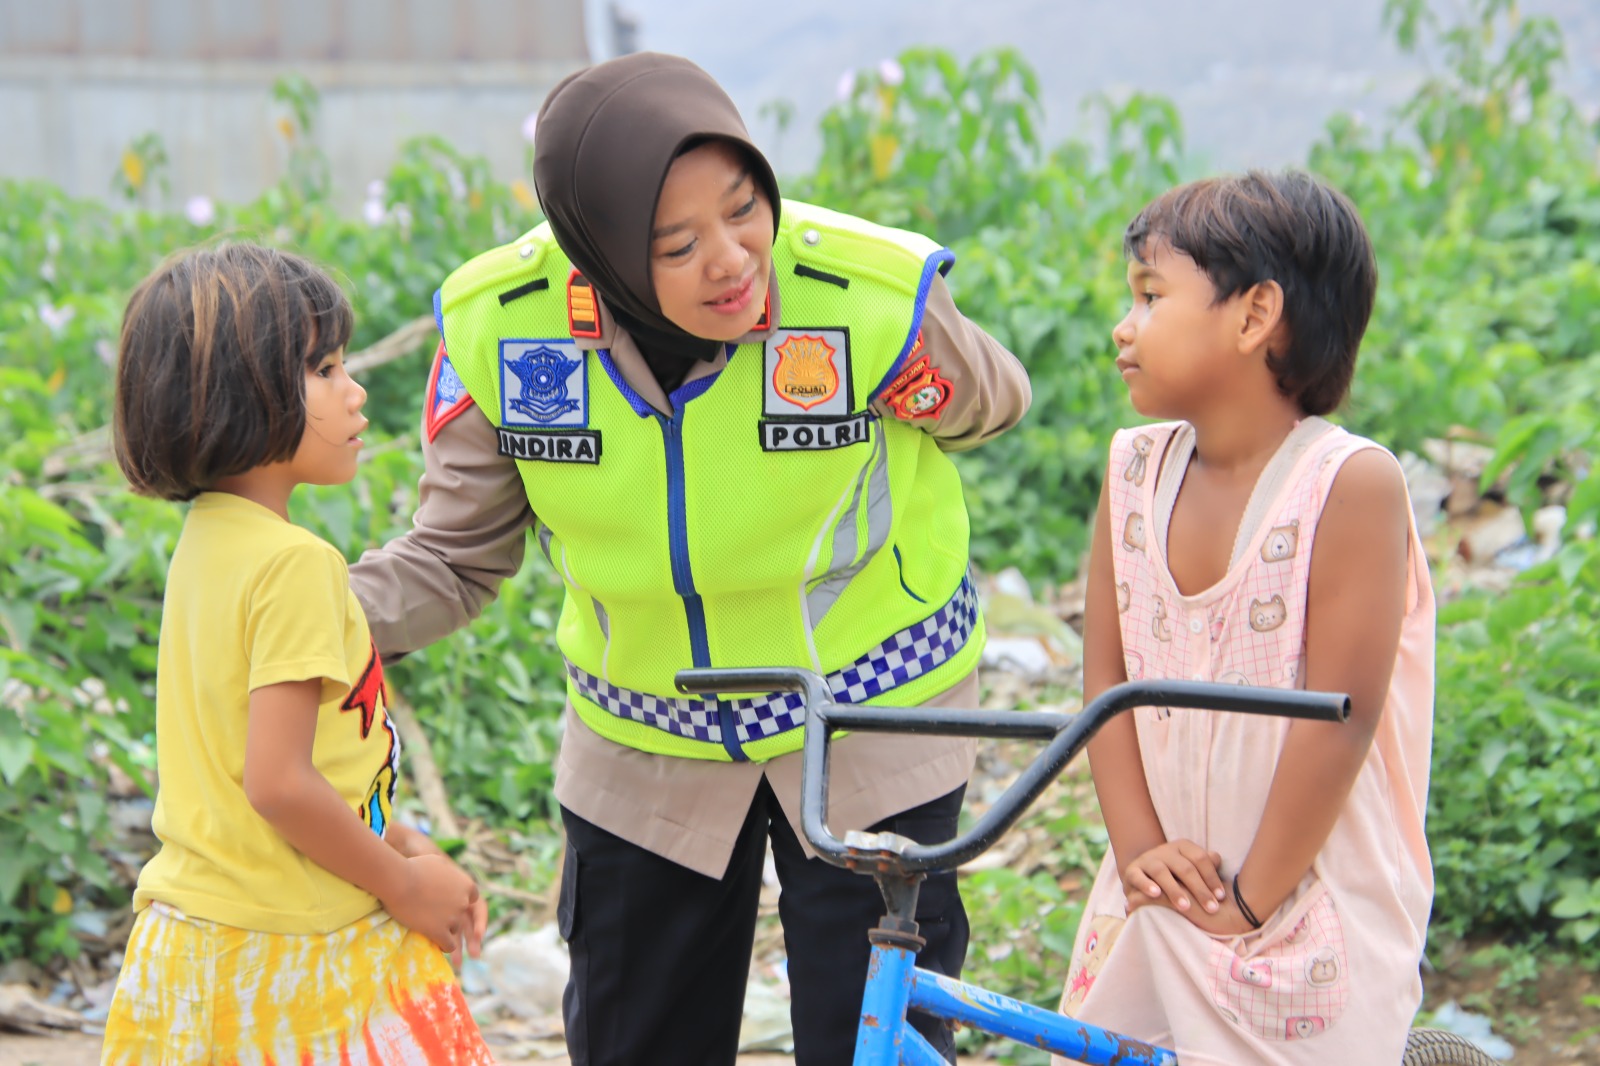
[806,426,893,628]
[567,574,979,746]
[539,521,611,643]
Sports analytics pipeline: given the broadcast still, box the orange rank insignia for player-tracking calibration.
[771,333,840,410]
[567,270,601,339]
[880,338,952,420]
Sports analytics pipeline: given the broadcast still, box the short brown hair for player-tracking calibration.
[1124,170,1377,415]
[113,244,352,501]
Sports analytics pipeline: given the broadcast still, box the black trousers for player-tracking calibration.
[558,780,969,1066]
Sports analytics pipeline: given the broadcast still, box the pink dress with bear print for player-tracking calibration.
[1056,418,1436,1066]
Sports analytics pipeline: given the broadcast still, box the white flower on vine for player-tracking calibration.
[38,302,74,332]
[367,179,386,199]
[1,678,29,712]
[878,58,904,87]
[75,678,112,714]
[836,69,857,102]
[185,195,215,226]
[363,198,387,226]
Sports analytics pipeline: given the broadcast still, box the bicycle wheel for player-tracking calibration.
[1401,1027,1500,1066]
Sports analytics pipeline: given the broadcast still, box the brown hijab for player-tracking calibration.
[532,53,782,388]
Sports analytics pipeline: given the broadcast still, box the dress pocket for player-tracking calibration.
[1205,882,1350,1041]
[1059,912,1125,1016]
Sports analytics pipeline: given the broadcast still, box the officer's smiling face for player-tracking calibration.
[649,139,773,341]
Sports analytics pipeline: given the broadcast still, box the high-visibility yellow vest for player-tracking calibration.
[438,199,984,762]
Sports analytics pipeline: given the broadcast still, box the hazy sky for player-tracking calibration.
[586,0,1600,176]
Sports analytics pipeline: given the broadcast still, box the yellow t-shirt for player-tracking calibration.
[133,492,402,934]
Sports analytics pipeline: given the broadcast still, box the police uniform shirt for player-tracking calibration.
[348,267,1031,878]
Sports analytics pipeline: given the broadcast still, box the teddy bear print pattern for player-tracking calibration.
[1151,596,1172,641]
[1122,512,1146,552]
[1206,889,1351,1041]
[1063,421,1435,1062]
[1093,421,1372,1041]
[1250,595,1287,632]
[1060,914,1125,1016]
[1123,433,1154,487]
[1261,520,1299,563]
[1106,423,1337,726]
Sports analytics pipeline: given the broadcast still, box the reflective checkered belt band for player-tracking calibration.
[566,575,979,746]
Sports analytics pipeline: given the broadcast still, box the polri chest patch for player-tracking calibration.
[759,327,868,452]
[764,328,852,417]
[497,338,601,464]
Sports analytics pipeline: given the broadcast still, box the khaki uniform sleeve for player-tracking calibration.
[349,402,535,659]
[870,273,1031,452]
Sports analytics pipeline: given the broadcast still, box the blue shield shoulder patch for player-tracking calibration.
[500,339,589,428]
[424,341,474,443]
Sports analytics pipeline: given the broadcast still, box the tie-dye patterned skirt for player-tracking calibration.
[101,902,495,1065]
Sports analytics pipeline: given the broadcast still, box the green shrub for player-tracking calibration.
[6,0,1600,988]
[1428,578,1600,953]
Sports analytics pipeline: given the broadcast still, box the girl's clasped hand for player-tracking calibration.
[1120,839,1267,937]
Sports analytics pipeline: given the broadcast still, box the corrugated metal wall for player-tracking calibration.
[0,0,591,208]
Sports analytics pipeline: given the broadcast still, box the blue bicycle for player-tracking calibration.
[676,667,1494,1066]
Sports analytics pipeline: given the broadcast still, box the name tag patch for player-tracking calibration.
[761,413,871,452]
[500,338,588,428]
[764,328,851,417]
[497,429,602,464]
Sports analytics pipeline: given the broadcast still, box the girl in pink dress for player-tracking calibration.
[1057,172,1435,1065]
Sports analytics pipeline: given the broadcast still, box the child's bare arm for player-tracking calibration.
[1082,476,1168,879]
[1233,449,1412,923]
[244,680,480,952]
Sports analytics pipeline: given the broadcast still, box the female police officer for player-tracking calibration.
[350,52,1030,1066]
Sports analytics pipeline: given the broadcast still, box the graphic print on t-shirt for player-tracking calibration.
[344,640,401,837]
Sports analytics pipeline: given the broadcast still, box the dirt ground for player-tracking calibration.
[1420,947,1600,1064]
[5,975,1598,1066]
[0,1033,96,1066]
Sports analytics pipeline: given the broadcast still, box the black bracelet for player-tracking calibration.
[1232,874,1263,930]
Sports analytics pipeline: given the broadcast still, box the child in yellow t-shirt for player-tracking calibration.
[102,244,494,1065]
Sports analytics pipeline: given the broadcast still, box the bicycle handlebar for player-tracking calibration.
[675,667,1349,876]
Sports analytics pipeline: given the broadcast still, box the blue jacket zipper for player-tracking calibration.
[658,410,745,761]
